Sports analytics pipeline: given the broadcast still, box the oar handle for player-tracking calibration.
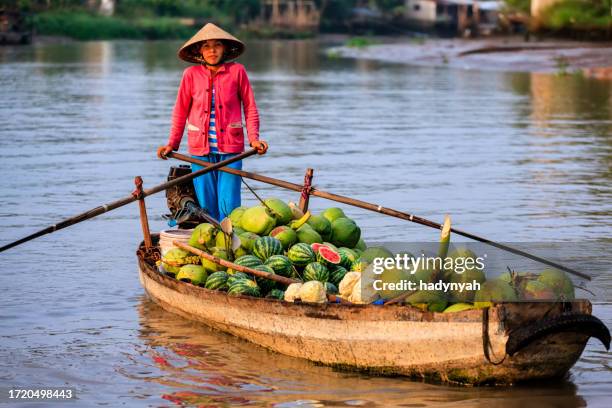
[0,149,259,253]
[174,241,348,303]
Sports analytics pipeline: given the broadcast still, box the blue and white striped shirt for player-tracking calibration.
[208,88,221,154]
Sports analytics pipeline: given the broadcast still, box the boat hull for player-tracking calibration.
[138,251,596,385]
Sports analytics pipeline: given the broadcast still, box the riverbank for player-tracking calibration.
[332,37,612,77]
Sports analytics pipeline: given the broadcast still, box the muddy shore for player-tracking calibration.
[333,37,612,78]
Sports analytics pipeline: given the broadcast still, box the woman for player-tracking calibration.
[157,23,268,221]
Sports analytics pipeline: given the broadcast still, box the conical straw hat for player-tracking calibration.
[178,23,245,64]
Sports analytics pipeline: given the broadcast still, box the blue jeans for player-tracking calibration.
[191,153,242,222]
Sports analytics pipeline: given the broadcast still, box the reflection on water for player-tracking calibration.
[133,297,588,407]
[0,39,610,406]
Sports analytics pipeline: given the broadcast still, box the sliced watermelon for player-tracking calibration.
[311,243,325,253]
[317,245,342,265]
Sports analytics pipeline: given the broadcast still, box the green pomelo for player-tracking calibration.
[162,248,199,267]
[443,303,476,313]
[307,215,332,240]
[330,218,361,248]
[269,226,298,250]
[474,280,518,307]
[266,289,285,300]
[176,264,208,286]
[234,246,248,258]
[288,202,304,220]
[252,236,284,261]
[406,291,448,312]
[325,282,339,295]
[215,230,232,249]
[287,243,316,267]
[443,247,483,281]
[264,198,293,226]
[297,224,323,244]
[377,266,412,300]
[205,271,229,291]
[538,268,575,300]
[359,246,393,265]
[229,206,247,229]
[238,231,259,252]
[264,255,293,278]
[303,262,330,283]
[241,206,276,235]
[161,262,181,275]
[201,248,228,273]
[354,238,367,251]
[188,223,218,250]
[522,280,557,300]
[322,207,346,223]
[448,268,486,302]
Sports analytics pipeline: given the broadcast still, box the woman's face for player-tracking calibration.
[200,40,225,65]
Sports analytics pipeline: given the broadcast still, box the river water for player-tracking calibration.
[0,39,610,407]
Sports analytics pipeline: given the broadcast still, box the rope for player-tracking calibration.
[482,307,507,365]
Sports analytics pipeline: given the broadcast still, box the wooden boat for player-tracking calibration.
[137,235,609,386]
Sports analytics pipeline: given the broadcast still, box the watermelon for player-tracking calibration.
[329,265,348,286]
[266,289,285,300]
[325,282,339,295]
[205,271,229,291]
[264,255,293,277]
[234,255,263,268]
[227,272,250,287]
[287,243,316,267]
[252,236,284,261]
[252,264,276,293]
[316,245,342,266]
[330,218,361,248]
[304,262,329,283]
[322,207,346,223]
[263,198,293,226]
[269,225,298,250]
[337,247,358,269]
[228,278,261,297]
[296,224,323,244]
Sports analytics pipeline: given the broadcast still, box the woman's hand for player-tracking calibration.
[250,140,268,155]
[157,145,173,160]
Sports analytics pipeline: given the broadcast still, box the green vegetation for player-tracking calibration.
[544,0,612,30]
[346,36,377,48]
[503,0,531,13]
[31,11,195,40]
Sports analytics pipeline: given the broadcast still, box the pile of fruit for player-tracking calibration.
[159,199,365,303]
[158,198,576,312]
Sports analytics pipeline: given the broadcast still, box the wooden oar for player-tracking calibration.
[174,241,348,303]
[0,149,258,253]
[168,152,590,281]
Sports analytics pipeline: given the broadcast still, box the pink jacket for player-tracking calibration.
[167,62,259,155]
